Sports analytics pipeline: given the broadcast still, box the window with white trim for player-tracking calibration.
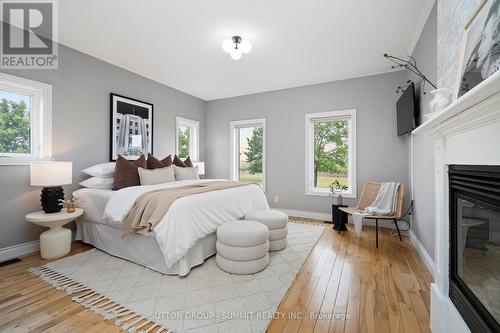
[176,116,199,160]
[305,109,356,197]
[230,118,266,190]
[0,73,52,165]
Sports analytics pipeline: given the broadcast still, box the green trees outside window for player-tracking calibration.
[238,126,263,185]
[313,119,348,188]
[246,127,263,175]
[177,126,190,158]
[0,98,30,154]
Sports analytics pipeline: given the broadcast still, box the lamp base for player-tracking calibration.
[41,186,64,213]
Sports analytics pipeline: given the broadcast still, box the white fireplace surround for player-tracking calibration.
[414,71,500,333]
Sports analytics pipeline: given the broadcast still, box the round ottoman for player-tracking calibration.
[245,210,288,251]
[216,220,269,274]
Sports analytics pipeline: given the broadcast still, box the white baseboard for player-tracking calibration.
[431,283,471,333]
[0,231,77,262]
[272,208,331,222]
[272,207,404,229]
[409,230,436,278]
[275,207,435,278]
[1,212,434,281]
[0,240,39,262]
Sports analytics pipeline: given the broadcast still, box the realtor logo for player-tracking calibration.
[0,0,58,68]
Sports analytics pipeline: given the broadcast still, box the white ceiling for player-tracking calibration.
[59,0,433,101]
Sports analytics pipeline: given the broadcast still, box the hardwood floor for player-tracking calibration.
[0,222,433,333]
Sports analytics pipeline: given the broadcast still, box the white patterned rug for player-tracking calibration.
[29,222,325,333]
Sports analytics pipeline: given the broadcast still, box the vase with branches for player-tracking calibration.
[329,179,348,205]
[383,53,437,93]
[384,53,450,116]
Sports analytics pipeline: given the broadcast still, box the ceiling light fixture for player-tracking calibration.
[222,36,251,60]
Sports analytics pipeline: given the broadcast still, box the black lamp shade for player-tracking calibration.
[40,186,64,213]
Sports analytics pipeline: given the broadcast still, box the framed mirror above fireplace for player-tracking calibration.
[449,165,500,333]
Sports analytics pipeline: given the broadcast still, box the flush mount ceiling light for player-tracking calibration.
[222,36,251,60]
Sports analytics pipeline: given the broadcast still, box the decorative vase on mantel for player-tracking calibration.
[428,88,451,115]
[336,193,343,206]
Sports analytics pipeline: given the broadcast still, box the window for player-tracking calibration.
[305,109,356,197]
[0,73,52,165]
[176,116,199,160]
[230,118,266,190]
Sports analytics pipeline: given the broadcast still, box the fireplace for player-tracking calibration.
[449,165,500,332]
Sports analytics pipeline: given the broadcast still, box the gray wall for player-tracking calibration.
[407,0,482,262]
[206,71,410,215]
[408,4,437,260]
[408,3,437,119]
[0,44,206,248]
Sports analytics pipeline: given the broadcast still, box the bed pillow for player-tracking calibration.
[82,162,116,177]
[147,153,173,169]
[174,165,199,181]
[173,155,187,167]
[138,166,175,185]
[79,177,114,189]
[112,155,147,190]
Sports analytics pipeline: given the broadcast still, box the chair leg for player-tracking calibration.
[376,218,379,248]
[394,219,402,242]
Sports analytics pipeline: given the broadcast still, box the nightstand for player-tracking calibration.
[25,208,84,259]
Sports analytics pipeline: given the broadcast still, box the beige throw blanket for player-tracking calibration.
[122,181,251,235]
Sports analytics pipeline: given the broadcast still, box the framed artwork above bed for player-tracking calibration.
[110,93,153,161]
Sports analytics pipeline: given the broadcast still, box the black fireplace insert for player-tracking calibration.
[449,165,500,333]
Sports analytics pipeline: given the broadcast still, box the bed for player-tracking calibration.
[73,179,269,276]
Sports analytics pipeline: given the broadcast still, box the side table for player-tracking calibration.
[332,204,348,233]
[25,208,84,259]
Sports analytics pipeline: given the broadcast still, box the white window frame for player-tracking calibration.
[229,118,266,191]
[305,109,357,198]
[0,73,52,165]
[175,116,199,161]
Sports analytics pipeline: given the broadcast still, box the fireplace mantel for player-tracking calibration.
[414,71,500,333]
[414,70,500,137]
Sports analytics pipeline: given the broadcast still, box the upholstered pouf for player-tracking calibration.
[245,210,288,251]
[216,220,270,274]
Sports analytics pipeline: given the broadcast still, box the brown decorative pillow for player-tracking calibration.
[173,155,187,167]
[112,155,147,190]
[184,156,194,167]
[147,153,173,169]
[162,154,173,166]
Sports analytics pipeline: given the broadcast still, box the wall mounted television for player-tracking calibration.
[396,82,419,136]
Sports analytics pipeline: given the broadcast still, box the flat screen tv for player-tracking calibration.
[396,82,418,136]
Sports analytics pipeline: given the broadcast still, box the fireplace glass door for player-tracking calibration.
[450,165,500,333]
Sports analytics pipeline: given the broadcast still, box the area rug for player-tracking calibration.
[29,221,325,333]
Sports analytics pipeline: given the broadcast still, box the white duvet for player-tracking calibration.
[102,179,269,267]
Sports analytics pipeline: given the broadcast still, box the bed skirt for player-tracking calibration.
[75,220,217,276]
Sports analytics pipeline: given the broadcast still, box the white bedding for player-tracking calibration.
[75,220,217,276]
[102,179,269,267]
[73,188,114,225]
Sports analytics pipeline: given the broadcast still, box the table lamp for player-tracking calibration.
[30,161,72,213]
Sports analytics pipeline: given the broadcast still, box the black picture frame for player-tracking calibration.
[110,93,153,161]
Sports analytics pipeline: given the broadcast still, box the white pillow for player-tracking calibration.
[79,177,114,189]
[174,165,199,181]
[82,162,116,177]
[138,166,175,185]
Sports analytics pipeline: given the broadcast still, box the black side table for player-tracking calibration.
[332,204,348,233]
